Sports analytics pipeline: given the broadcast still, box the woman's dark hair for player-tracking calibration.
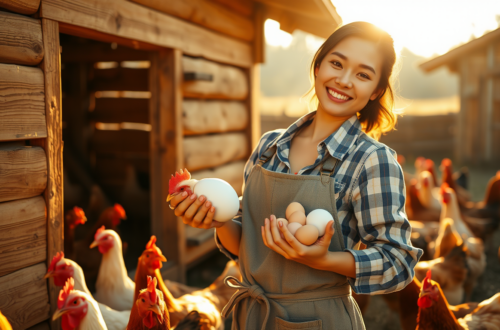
[303,21,398,139]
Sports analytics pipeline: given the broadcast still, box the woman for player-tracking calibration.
[170,22,422,329]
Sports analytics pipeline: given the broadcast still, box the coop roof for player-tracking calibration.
[420,27,500,73]
[255,0,342,38]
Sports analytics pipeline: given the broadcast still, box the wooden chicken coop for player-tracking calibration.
[420,27,500,165]
[0,0,341,328]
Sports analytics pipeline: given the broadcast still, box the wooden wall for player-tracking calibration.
[0,3,62,329]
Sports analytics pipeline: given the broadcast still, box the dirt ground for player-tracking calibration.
[189,165,500,329]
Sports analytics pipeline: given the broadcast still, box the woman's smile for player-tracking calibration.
[326,87,352,103]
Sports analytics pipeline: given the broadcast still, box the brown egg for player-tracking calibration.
[276,218,289,227]
[288,211,306,225]
[286,202,305,219]
[294,225,319,246]
[287,222,302,235]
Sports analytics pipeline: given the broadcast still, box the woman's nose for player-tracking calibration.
[335,72,353,88]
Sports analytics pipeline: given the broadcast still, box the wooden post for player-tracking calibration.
[37,18,63,330]
[484,44,494,162]
[149,49,186,282]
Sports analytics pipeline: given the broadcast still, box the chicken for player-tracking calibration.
[441,159,471,207]
[52,278,108,330]
[64,206,87,260]
[423,159,439,187]
[417,270,500,329]
[167,169,239,223]
[416,170,441,211]
[409,220,440,260]
[45,252,131,330]
[133,236,222,330]
[0,311,12,330]
[74,204,127,290]
[406,179,440,222]
[91,227,135,311]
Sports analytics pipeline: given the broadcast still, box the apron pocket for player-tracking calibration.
[275,317,322,330]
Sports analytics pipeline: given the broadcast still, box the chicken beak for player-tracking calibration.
[89,240,99,249]
[159,255,167,262]
[166,194,174,202]
[148,304,163,322]
[44,271,55,279]
[52,308,69,321]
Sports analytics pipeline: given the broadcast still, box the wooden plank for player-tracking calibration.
[249,65,261,152]
[61,41,150,62]
[0,63,47,142]
[253,3,266,64]
[90,129,149,154]
[130,0,254,42]
[191,161,245,196]
[211,0,253,17]
[183,57,248,100]
[185,238,217,266]
[27,321,51,330]
[40,0,253,68]
[0,263,51,330]
[91,98,149,123]
[149,50,186,281]
[0,0,40,15]
[38,19,63,330]
[184,133,248,171]
[0,11,44,66]
[90,67,148,91]
[0,196,47,277]
[183,100,248,135]
[0,146,47,203]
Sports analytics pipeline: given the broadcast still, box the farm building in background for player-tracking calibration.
[0,0,341,329]
[420,27,500,165]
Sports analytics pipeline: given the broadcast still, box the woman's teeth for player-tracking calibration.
[328,88,350,101]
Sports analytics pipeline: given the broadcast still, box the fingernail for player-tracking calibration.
[205,201,210,208]
[211,207,215,213]
[278,221,283,227]
[182,191,188,197]
[190,194,197,200]
[271,215,275,221]
[199,196,206,202]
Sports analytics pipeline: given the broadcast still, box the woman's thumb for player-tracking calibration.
[323,220,335,241]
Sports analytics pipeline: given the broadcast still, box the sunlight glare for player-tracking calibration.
[265,19,293,48]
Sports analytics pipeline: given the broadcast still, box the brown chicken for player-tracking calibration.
[441,159,471,207]
[406,179,441,222]
[417,270,500,329]
[64,206,87,259]
[133,236,222,330]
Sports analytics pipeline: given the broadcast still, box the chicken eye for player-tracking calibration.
[141,299,145,303]
[146,254,149,258]
[73,300,78,305]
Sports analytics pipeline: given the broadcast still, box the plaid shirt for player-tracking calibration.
[217,111,422,295]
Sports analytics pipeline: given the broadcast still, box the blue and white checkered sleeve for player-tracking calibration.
[346,147,423,295]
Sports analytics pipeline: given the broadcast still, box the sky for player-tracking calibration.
[265,0,500,58]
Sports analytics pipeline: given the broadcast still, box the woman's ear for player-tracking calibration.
[370,88,383,101]
[314,65,319,77]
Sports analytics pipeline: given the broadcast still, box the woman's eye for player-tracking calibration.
[358,73,370,80]
[331,60,341,68]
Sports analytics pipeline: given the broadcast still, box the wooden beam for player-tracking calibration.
[38,19,63,330]
[0,63,47,142]
[0,196,47,277]
[61,41,150,62]
[183,100,248,135]
[249,65,261,149]
[0,11,44,66]
[0,0,40,15]
[0,263,50,330]
[211,0,253,17]
[130,0,254,42]
[254,0,332,20]
[149,50,186,282]
[91,98,149,123]
[184,133,248,172]
[40,0,253,68]
[252,3,266,64]
[191,161,245,196]
[90,129,150,154]
[182,56,248,100]
[0,146,47,203]
[90,67,148,91]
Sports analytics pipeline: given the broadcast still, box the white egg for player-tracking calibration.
[306,209,334,236]
[193,178,239,222]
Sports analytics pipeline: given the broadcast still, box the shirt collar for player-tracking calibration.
[270,111,362,162]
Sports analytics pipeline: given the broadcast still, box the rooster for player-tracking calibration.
[441,159,471,207]
[0,311,12,330]
[133,236,222,330]
[417,270,500,329]
[52,278,108,330]
[45,252,131,330]
[91,227,135,311]
[407,179,441,222]
[65,206,87,260]
[416,170,441,212]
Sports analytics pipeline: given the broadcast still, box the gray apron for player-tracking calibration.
[222,146,365,330]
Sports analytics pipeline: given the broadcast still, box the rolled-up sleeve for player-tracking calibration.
[346,147,423,295]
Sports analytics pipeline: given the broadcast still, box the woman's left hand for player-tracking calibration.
[261,215,335,270]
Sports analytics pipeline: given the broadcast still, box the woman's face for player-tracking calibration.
[314,36,383,118]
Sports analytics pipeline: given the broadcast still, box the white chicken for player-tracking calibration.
[91,227,135,311]
[417,170,441,211]
[167,168,239,222]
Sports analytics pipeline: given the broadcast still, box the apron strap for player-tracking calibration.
[258,145,277,166]
[320,156,339,185]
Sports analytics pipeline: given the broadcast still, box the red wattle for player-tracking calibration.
[417,296,433,308]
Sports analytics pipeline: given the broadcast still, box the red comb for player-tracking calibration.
[73,207,85,218]
[168,169,191,194]
[48,252,64,273]
[146,236,157,250]
[422,270,432,290]
[440,182,450,195]
[424,159,434,170]
[396,155,405,165]
[58,278,74,309]
[441,158,452,167]
[95,226,105,241]
[147,276,158,303]
[113,204,126,218]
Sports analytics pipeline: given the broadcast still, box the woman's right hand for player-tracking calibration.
[169,192,225,229]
